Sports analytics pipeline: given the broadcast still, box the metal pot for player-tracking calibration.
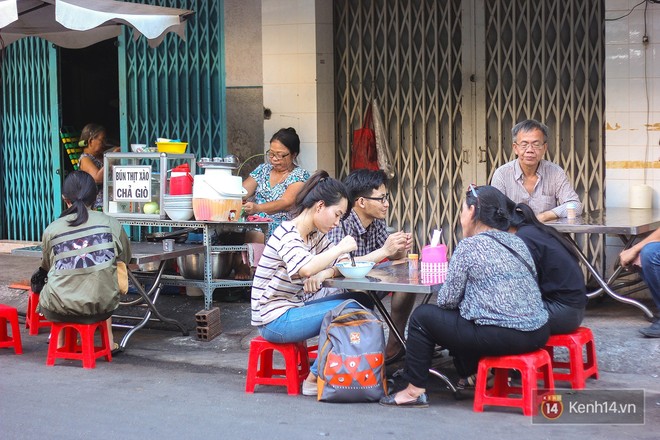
[177,251,233,279]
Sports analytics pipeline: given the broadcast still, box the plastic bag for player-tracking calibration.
[351,104,379,171]
[371,99,395,179]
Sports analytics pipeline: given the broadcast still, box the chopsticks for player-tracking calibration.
[341,220,356,266]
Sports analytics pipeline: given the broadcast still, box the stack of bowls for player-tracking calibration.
[162,194,194,221]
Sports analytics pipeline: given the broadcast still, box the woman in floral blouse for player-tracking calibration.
[237,127,310,279]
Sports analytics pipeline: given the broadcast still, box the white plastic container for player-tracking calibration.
[192,168,247,221]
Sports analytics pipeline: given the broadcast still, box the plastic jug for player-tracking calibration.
[169,164,193,195]
[192,168,247,221]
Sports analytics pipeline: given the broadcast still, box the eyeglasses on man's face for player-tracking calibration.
[514,141,546,151]
[266,149,291,160]
[363,193,390,204]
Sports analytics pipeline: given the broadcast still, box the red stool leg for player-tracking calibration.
[99,321,112,362]
[80,324,97,369]
[0,307,23,355]
[473,359,491,412]
[245,339,263,393]
[584,336,599,379]
[46,324,63,366]
[0,317,7,342]
[25,291,51,335]
[259,348,275,377]
[8,309,23,355]
[284,344,304,395]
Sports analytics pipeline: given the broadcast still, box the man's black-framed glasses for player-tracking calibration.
[514,141,546,151]
[363,193,390,204]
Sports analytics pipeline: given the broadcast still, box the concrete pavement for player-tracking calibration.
[0,251,659,439]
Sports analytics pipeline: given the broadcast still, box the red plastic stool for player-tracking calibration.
[46,321,112,369]
[541,327,599,389]
[245,336,310,395]
[473,349,555,416]
[307,344,318,360]
[0,304,23,355]
[25,291,52,335]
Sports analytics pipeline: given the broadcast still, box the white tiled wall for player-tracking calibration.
[605,0,660,209]
[261,0,335,176]
[605,0,660,269]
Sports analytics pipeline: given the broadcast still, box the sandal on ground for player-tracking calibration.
[111,343,123,356]
[379,392,429,408]
[456,371,494,390]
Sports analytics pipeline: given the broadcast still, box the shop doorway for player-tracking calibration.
[59,39,120,155]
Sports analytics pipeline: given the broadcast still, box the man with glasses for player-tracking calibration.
[491,119,582,222]
[327,169,414,364]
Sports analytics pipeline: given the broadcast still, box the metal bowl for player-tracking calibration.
[177,252,232,279]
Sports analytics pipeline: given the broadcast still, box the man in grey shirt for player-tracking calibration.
[491,119,582,222]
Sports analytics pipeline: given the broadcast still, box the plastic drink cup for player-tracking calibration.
[566,202,577,219]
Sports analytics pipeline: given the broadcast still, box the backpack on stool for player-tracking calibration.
[317,299,387,402]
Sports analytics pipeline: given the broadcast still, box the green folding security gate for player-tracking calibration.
[0,0,226,241]
[120,0,227,160]
[0,39,62,241]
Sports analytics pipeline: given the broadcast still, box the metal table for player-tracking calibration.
[323,260,460,397]
[116,218,269,310]
[546,207,660,319]
[116,242,205,350]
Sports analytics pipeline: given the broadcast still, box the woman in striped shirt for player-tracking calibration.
[251,170,371,395]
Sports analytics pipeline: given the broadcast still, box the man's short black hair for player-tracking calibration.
[342,169,389,201]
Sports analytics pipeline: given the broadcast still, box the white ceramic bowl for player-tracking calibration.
[130,143,157,153]
[335,261,375,278]
[164,207,194,221]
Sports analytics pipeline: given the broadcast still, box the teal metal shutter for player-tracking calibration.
[0,39,61,241]
[120,0,227,159]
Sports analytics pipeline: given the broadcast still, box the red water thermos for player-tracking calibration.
[169,164,193,195]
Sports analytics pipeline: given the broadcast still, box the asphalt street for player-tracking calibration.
[0,253,658,439]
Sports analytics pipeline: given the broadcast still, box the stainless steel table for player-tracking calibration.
[116,242,205,350]
[547,207,660,319]
[323,260,460,396]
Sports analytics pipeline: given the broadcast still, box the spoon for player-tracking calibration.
[341,220,356,266]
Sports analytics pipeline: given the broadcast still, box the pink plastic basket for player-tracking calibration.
[421,244,448,282]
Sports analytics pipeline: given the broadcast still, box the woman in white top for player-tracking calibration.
[250,170,372,395]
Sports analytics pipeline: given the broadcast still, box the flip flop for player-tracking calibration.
[379,392,429,408]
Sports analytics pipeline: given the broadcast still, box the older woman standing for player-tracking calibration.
[380,185,549,408]
[78,123,119,210]
[242,127,311,238]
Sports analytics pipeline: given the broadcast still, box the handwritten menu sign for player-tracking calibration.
[113,165,152,202]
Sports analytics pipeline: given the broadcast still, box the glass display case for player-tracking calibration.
[103,152,196,219]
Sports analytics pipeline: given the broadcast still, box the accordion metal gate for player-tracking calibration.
[0,0,226,242]
[121,0,227,159]
[334,0,604,264]
[0,39,61,241]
